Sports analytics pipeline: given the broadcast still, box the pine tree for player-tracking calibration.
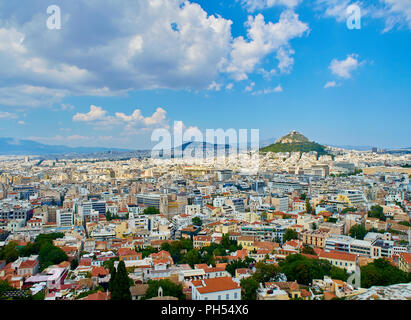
[110,260,131,300]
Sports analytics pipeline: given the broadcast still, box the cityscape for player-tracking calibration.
[0,0,410,305]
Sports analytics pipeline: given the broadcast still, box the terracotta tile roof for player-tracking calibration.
[91,266,109,277]
[319,250,357,262]
[192,277,240,294]
[399,252,411,264]
[82,291,110,300]
[19,260,38,269]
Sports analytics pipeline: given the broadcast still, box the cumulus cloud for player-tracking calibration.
[0,0,234,108]
[251,84,283,95]
[377,0,411,32]
[224,11,309,80]
[315,0,411,32]
[324,80,337,88]
[73,105,108,122]
[0,112,18,120]
[239,0,302,12]
[329,54,362,78]
[73,105,169,134]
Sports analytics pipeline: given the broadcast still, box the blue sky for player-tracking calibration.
[0,0,410,149]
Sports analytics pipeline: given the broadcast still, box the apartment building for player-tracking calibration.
[191,277,241,300]
[301,230,329,248]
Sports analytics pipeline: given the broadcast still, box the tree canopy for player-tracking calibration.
[349,224,368,240]
[360,258,410,288]
[143,279,185,300]
[283,229,298,242]
[143,206,160,215]
[110,260,132,300]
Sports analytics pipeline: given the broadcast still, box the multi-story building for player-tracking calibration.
[301,230,329,248]
[191,277,241,300]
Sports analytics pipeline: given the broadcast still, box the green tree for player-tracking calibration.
[301,245,316,255]
[105,210,112,221]
[349,224,368,240]
[184,249,200,268]
[253,262,280,283]
[361,258,410,288]
[283,228,298,242]
[192,217,203,227]
[143,206,160,215]
[279,254,347,285]
[0,242,20,263]
[110,261,132,300]
[368,205,386,221]
[240,277,259,300]
[143,279,185,300]
[70,258,79,270]
[38,243,68,271]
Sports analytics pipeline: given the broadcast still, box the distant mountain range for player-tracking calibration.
[0,137,131,156]
[260,130,329,156]
[0,136,408,157]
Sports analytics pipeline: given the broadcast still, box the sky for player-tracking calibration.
[0,0,410,150]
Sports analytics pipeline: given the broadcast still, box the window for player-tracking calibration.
[226,294,229,299]
[234,292,238,299]
[218,295,221,300]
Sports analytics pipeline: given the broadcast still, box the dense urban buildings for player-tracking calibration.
[0,135,410,300]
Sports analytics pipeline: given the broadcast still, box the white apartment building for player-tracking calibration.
[191,277,241,301]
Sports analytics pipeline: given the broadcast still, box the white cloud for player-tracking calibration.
[240,0,302,12]
[226,83,234,90]
[378,0,411,32]
[316,0,411,31]
[73,105,169,134]
[324,80,338,88]
[329,54,361,78]
[73,105,108,122]
[0,0,235,109]
[245,82,256,92]
[208,81,223,91]
[60,104,75,111]
[252,84,283,95]
[224,11,309,81]
[276,47,295,74]
[0,112,18,120]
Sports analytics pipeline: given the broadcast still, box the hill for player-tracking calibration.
[0,137,131,156]
[260,130,328,156]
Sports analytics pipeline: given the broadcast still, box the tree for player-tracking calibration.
[38,243,68,271]
[240,277,259,300]
[301,245,316,255]
[283,229,298,242]
[184,249,200,268]
[305,198,312,214]
[0,242,20,263]
[253,262,280,283]
[70,259,79,270]
[143,279,185,300]
[226,257,255,277]
[192,217,202,227]
[279,254,347,286]
[105,210,112,221]
[110,261,132,300]
[349,224,367,240]
[368,205,386,221]
[360,258,410,288]
[143,206,160,215]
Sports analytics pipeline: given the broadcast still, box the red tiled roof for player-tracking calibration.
[319,250,357,262]
[192,277,240,294]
